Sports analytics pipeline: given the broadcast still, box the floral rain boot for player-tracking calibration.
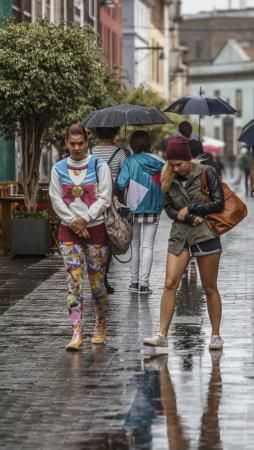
[66,324,83,351]
[91,319,106,345]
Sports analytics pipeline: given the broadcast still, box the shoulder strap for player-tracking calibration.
[200,165,209,192]
[107,147,121,166]
[95,158,99,184]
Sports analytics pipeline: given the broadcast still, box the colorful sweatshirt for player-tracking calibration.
[117,152,165,214]
[49,155,112,228]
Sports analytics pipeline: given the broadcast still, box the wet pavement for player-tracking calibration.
[0,177,254,449]
[0,255,63,315]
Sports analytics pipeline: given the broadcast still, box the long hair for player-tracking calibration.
[161,161,174,193]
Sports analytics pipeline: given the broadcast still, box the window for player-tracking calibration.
[46,0,51,19]
[151,1,164,28]
[195,41,202,59]
[13,0,32,22]
[214,127,220,140]
[214,90,220,117]
[36,0,42,19]
[235,89,242,117]
[74,0,81,24]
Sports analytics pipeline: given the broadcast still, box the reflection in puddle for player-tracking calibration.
[125,351,223,450]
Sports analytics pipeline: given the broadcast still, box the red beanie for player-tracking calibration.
[167,136,192,161]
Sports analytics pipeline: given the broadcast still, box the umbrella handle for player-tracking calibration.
[199,115,201,140]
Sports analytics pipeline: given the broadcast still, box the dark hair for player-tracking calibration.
[95,127,120,140]
[178,121,192,138]
[130,130,151,154]
[65,122,88,141]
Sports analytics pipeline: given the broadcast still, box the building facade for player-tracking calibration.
[180,8,254,64]
[0,0,15,181]
[189,39,254,159]
[168,0,189,101]
[180,7,254,159]
[123,0,185,101]
[123,0,151,89]
[100,1,123,71]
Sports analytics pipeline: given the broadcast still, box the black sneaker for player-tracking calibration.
[105,284,114,294]
[129,283,139,292]
[139,286,152,294]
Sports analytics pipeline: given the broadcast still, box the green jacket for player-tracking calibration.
[164,162,217,255]
[239,153,251,171]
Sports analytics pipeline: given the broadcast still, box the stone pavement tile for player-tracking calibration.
[0,255,62,315]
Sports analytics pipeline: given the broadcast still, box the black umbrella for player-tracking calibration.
[165,90,236,138]
[82,103,172,128]
[238,119,254,146]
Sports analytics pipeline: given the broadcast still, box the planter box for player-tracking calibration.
[11,218,51,255]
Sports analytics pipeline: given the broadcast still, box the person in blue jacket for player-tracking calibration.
[117,130,165,294]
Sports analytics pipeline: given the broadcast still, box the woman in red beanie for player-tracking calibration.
[144,136,225,351]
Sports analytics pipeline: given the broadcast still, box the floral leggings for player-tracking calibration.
[60,242,109,328]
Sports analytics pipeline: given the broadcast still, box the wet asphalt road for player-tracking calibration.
[0,177,254,450]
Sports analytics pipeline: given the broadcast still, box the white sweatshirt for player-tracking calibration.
[49,155,112,228]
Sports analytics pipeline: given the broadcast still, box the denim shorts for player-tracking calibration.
[183,237,222,257]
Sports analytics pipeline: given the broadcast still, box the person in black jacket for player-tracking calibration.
[144,136,225,351]
[178,120,204,158]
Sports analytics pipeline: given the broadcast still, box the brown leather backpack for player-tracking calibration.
[200,167,248,236]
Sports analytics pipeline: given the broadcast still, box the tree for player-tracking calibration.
[0,19,119,210]
[120,85,177,150]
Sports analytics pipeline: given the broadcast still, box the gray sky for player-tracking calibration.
[182,0,254,14]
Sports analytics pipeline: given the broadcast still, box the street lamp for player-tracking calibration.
[135,46,166,62]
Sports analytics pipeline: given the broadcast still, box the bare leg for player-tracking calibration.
[160,251,190,337]
[197,253,222,336]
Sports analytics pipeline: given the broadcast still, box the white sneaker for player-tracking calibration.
[209,335,224,350]
[143,334,168,347]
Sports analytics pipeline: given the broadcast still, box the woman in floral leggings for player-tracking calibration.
[49,122,112,350]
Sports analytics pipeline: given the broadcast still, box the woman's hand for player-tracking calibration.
[70,218,87,234]
[70,218,90,239]
[193,216,204,226]
[78,228,90,240]
[177,207,189,222]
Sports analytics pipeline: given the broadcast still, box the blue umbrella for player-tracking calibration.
[165,91,236,138]
[238,119,254,146]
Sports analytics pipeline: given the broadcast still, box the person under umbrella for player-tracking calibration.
[117,130,165,294]
[165,90,236,139]
[178,120,204,158]
[91,126,127,294]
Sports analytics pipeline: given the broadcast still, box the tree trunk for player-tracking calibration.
[21,119,43,211]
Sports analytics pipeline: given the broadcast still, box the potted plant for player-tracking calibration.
[11,204,51,255]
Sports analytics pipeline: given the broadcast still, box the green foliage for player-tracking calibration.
[119,86,179,150]
[46,67,123,154]
[0,20,103,136]
[0,19,120,209]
